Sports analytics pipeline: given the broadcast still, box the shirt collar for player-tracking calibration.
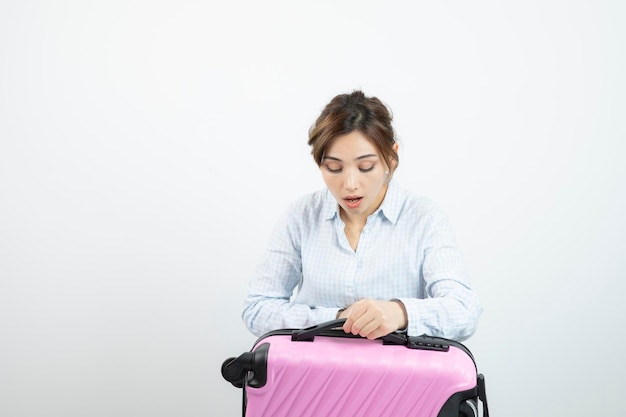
[323,189,339,220]
[322,180,404,224]
[376,180,402,224]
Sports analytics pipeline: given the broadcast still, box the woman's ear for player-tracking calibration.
[390,142,399,170]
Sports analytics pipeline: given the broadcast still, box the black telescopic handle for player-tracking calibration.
[291,318,407,345]
[291,319,347,341]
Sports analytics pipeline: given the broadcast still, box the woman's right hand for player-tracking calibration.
[338,299,407,340]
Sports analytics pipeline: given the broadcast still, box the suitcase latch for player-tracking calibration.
[406,336,450,352]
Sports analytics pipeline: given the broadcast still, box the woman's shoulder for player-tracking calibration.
[290,187,327,204]
[283,188,334,221]
[287,188,328,208]
[391,183,449,222]
[391,183,439,210]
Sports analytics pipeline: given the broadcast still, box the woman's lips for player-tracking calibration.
[344,196,363,209]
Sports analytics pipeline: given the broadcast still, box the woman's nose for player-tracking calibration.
[344,170,359,191]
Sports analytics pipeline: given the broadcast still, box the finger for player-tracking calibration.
[357,317,384,338]
[343,313,362,335]
[342,299,379,334]
[350,313,378,336]
[364,326,389,340]
[342,301,368,332]
[341,307,355,332]
[361,318,398,339]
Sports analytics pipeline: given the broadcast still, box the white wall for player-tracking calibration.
[1,1,624,416]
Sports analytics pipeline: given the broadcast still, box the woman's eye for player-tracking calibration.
[325,164,342,173]
[359,165,375,172]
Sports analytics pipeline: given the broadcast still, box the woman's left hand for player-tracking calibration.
[338,299,408,340]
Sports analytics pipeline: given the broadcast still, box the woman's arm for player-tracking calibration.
[341,201,482,342]
[396,280,481,342]
[242,208,338,336]
[400,205,482,341]
[339,281,480,342]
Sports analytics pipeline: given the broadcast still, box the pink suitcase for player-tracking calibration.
[222,319,489,417]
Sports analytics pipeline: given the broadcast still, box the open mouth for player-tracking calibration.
[344,197,363,208]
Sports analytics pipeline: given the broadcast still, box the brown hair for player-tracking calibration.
[308,90,398,172]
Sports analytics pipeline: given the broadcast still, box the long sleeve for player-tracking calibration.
[242,204,339,337]
[397,205,482,341]
[397,282,481,341]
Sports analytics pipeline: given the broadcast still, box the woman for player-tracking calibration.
[242,90,481,342]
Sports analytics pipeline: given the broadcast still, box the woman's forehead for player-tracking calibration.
[324,131,380,160]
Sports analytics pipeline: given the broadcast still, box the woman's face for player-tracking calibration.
[320,130,391,222]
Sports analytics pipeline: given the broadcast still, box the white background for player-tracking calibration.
[1,1,625,416]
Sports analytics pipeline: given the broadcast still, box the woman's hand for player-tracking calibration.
[338,299,408,340]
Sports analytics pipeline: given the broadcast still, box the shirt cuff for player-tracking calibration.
[394,297,431,337]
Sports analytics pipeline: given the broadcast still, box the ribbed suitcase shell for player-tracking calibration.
[244,332,477,417]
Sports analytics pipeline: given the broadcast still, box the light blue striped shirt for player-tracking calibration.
[242,181,482,341]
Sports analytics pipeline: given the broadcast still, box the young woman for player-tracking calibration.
[242,91,482,342]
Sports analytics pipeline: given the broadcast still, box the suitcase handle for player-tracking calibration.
[291,318,346,341]
[291,318,407,345]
